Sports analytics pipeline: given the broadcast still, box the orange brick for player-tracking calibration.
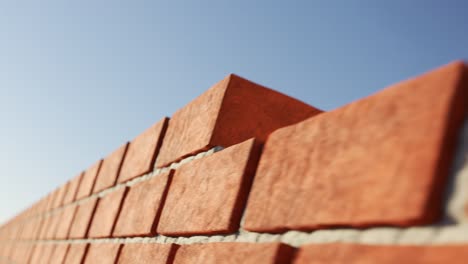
[55,205,77,239]
[52,182,69,208]
[69,198,98,239]
[294,243,468,264]
[113,171,172,237]
[117,243,178,264]
[93,143,129,193]
[156,74,321,167]
[244,62,468,232]
[158,139,261,236]
[76,161,102,200]
[88,187,128,238]
[173,242,294,264]
[84,243,122,264]
[49,244,70,264]
[29,244,55,264]
[118,118,168,183]
[64,244,89,264]
[63,173,83,204]
[45,212,61,239]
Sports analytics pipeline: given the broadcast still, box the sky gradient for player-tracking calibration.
[1,1,468,223]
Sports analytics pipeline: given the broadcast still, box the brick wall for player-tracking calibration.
[0,62,467,264]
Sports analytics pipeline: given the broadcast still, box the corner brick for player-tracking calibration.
[244,62,468,232]
[49,244,70,264]
[84,243,122,264]
[117,243,178,264]
[118,118,168,183]
[76,160,102,200]
[173,242,294,264]
[294,243,468,264]
[94,143,129,193]
[158,139,261,236]
[88,187,128,238]
[55,205,78,239]
[156,74,321,167]
[63,173,83,204]
[64,244,89,264]
[69,198,98,239]
[113,171,173,237]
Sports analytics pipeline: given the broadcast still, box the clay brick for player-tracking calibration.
[156,74,321,167]
[117,243,178,264]
[10,243,33,264]
[88,187,127,238]
[45,212,61,239]
[173,242,294,264]
[38,215,51,239]
[294,243,468,264]
[64,244,89,264]
[113,171,172,237]
[244,62,468,232]
[76,161,102,200]
[63,173,84,204]
[158,139,261,236]
[53,182,69,208]
[69,198,98,239]
[29,244,55,264]
[83,243,122,264]
[93,143,129,193]
[49,244,70,264]
[55,205,78,239]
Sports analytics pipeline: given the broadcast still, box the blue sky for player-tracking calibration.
[1,1,467,224]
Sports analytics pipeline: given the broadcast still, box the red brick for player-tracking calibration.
[118,118,168,183]
[10,243,34,264]
[49,244,70,264]
[29,244,55,264]
[84,243,122,264]
[88,187,127,238]
[64,244,89,264]
[38,215,51,239]
[173,242,294,264]
[53,182,69,208]
[158,139,261,236]
[156,74,321,167]
[93,143,129,193]
[45,212,61,239]
[113,171,172,237]
[76,161,102,200]
[63,173,84,204]
[117,243,178,264]
[294,243,468,264]
[55,205,78,239]
[244,62,468,232]
[69,198,98,239]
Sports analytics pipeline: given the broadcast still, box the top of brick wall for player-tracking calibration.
[1,61,467,264]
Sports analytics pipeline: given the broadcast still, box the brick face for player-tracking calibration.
[118,118,168,183]
[294,243,468,264]
[64,244,89,264]
[88,187,128,238]
[93,143,129,193]
[244,62,468,232]
[62,173,83,204]
[156,74,321,167]
[69,198,98,239]
[117,243,178,264]
[113,171,173,237]
[55,204,78,239]
[76,160,102,200]
[49,244,70,264]
[84,243,122,264]
[173,243,295,264]
[158,139,261,236]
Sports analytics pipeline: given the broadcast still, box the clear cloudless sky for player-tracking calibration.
[1,1,468,223]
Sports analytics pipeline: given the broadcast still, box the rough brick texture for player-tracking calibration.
[55,204,77,239]
[64,244,89,264]
[117,243,178,264]
[84,243,122,264]
[114,171,173,237]
[158,139,261,236]
[69,198,98,238]
[156,74,321,167]
[49,244,70,264]
[173,242,295,264]
[94,143,129,193]
[118,118,168,183]
[76,160,102,200]
[244,61,468,232]
[294,243,468,264]
[62,173,83,204]
[88,187,128,238]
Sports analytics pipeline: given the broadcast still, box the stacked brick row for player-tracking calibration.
[0,62,467,263]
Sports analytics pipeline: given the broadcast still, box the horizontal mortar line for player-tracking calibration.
[2,225,468,248]
[17,146,224,223]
